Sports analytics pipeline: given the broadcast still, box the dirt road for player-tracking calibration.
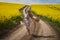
[3,5,59,40]
[21,19,58,40]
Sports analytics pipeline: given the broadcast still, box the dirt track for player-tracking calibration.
[3,5,59,40]
[21,19,58,40]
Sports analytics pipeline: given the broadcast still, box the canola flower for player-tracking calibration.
[0,2,25,22]
[31,4,60,22]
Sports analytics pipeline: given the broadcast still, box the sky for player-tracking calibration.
[0,0,60,4]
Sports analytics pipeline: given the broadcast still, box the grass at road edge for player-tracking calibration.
[0,5,26,31]
[31,11,60,35]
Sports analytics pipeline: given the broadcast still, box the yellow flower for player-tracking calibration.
[0,2,25,22]
[31,4,60,22]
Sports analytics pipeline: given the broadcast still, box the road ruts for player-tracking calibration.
[21,5,59,40]
[3,5,59,40]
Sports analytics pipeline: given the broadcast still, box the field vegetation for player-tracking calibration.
[0,2,25,30]
[31,4,60,33]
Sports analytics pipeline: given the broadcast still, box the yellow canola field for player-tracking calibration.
[31,4,60,22]
[0,2,25,22]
